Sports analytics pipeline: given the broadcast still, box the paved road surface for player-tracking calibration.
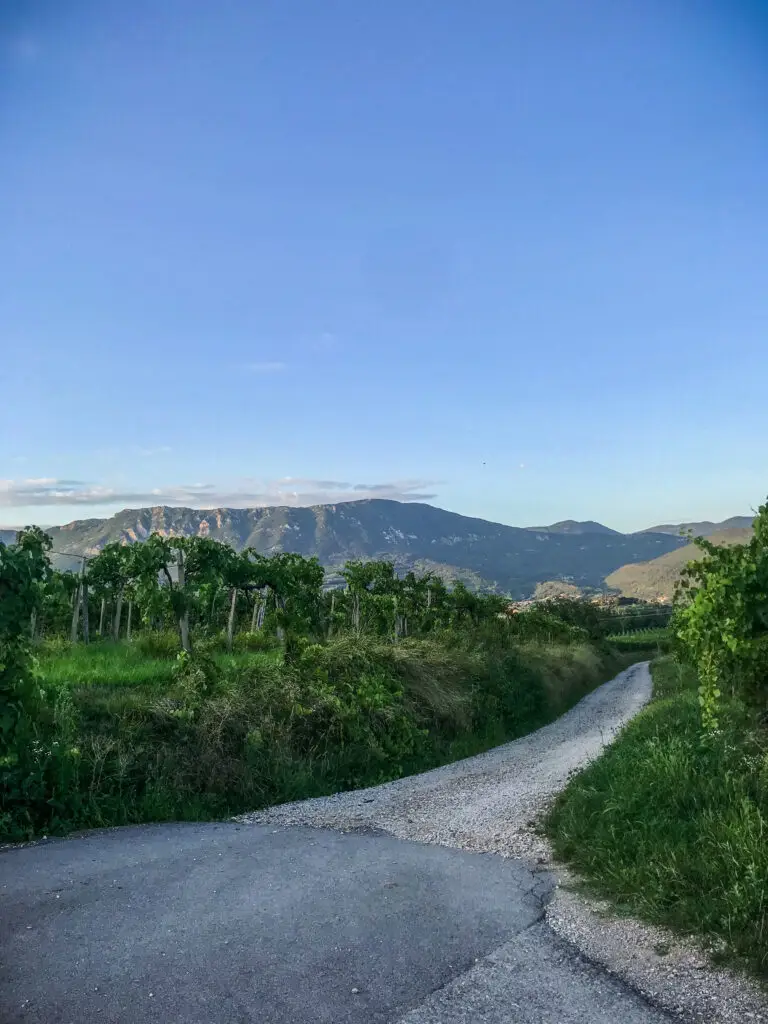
[1,664,671,1023]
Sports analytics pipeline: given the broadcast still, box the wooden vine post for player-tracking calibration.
[227,587,238,652]
[113,588,124,642]
[70,556,89,643]
[176,547,191,653]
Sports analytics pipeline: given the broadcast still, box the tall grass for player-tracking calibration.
[546,657,768,976]
[4,633,631,842]
[36,638,279,689]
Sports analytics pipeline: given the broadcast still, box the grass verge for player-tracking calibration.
[545,656,768,977]
[4,635,634,842]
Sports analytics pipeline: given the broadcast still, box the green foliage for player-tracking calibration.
[2,522,636,841]
[1,629,627,840]
[537,597,606,641]
[673,499,768,730]
[0,528,62,837]
[231,630,281,654]
[134,630,184,660]
[546,657,768,975]
[607,627,671,652]
[0,527,51,751]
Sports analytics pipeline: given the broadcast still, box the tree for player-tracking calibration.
[129,535,173,633]
[219,548,257,652]
[259,552,325,641]
[87,543,134,642]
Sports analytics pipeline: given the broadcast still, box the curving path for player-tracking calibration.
[1,663,673,1023]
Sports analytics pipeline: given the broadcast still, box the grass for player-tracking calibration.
[36,638,280,689]
[546,656,768,977]
[5,633,638,842]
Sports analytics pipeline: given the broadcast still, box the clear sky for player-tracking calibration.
[2,0,767,532]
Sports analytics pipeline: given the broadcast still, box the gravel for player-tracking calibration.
[548,883,768,1024]
[240,661,768,1023]
[240,661,652,858]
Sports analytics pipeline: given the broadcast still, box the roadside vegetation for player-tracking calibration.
[547,500,768,977]
[1,529,643,842]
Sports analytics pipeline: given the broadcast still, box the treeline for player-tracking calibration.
[26,529,611,650]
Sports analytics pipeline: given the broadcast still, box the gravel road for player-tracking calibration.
[239,661,653,859]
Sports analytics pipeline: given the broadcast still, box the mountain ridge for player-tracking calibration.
[38,499,687,599]
[640,516,754,537]
[526,519,621,536]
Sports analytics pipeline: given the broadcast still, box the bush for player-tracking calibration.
[38,635,74,658]
[673,499,768,728]
[232,630,281,654]
[134,630,181,659]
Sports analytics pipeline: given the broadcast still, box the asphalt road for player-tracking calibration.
[2,819,670,1024]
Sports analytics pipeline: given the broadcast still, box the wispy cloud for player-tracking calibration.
[0,477,439,509]
[244,361,288,374]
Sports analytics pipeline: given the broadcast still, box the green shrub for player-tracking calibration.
[134,629,182,659]
[2,629,628,841]
[38,635,74,658]
[232,629,281,654]
[673,499,768,729]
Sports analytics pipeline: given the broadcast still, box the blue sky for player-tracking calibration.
[2,0,767,532]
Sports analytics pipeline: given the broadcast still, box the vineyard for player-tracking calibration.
[0,527,636,842]
[605,627,671,653]
[24,532,521,652]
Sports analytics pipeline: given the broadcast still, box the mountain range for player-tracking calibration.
[13,500,692,599]
[640,516,754,537]
[3,501,752,599]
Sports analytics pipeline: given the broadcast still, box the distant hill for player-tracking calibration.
[605,527,754,602]
[532,580,586,600]
[528,520,621,536]
[641,516,754,537]
[0,529,19,547]
[41,499,687,599]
